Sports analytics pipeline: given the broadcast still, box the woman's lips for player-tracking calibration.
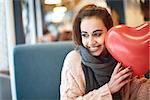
[88,45,101,52]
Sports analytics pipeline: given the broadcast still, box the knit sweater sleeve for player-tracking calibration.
[122,77,150,100]
[60,50,113,100]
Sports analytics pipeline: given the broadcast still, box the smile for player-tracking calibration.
[88,45,101,52]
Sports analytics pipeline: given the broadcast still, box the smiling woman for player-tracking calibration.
[60,4,150,100]
[80,17,107,56]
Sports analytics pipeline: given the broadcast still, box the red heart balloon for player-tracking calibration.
[105,22,150,76]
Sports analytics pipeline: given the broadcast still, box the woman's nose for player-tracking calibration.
[88,36,96,45]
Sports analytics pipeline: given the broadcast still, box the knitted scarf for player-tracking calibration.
[80,45,121,99]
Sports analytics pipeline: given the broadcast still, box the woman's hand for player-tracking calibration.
[108,62,132,94]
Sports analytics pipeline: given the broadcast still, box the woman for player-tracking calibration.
[60,4,149,100]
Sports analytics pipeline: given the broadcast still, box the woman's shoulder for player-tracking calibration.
[65,50,81,62]
[63,50,83,74]
[61,50,86,95]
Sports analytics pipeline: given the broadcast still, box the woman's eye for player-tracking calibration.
[81,33,89,37]
[93,32,102,37]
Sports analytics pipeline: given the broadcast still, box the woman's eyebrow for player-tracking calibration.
[93,29,102,33]
[81,31,88,33]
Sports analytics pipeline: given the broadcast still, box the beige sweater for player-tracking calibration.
[60,50,150,100]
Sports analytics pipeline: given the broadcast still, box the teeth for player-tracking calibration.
[89,47,99,51]
[89,45,101,52]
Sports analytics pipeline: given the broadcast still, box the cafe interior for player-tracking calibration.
[0,0,149,100]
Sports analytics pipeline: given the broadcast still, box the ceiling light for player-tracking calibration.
[44,0,61,4]
[53,6,67,13]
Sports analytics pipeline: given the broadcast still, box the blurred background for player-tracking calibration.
[0,0,149,99]
[1,0,149,71]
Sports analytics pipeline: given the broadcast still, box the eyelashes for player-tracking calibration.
[81,33,89,37]
[81,32,102,38]
[93,32,102,37]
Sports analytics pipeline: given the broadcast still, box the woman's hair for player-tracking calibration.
[72,4,113,46]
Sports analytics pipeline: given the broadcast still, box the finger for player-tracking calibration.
[118,78,132,89]
[118,66,124,72]
[112,62,122,76]
[115,67,132,79]
[118,72,132,82]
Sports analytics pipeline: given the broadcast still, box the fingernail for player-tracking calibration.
[128,67,131,69]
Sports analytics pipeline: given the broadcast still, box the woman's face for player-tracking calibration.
[80,16,107,56]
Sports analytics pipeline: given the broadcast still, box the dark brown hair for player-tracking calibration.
[72,4,113,46]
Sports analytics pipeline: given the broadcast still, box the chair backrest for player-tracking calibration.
[13,41,75,100]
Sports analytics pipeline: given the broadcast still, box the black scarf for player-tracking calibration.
[80,45,121,100]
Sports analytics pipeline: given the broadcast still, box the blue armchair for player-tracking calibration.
[12,41,75,100]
